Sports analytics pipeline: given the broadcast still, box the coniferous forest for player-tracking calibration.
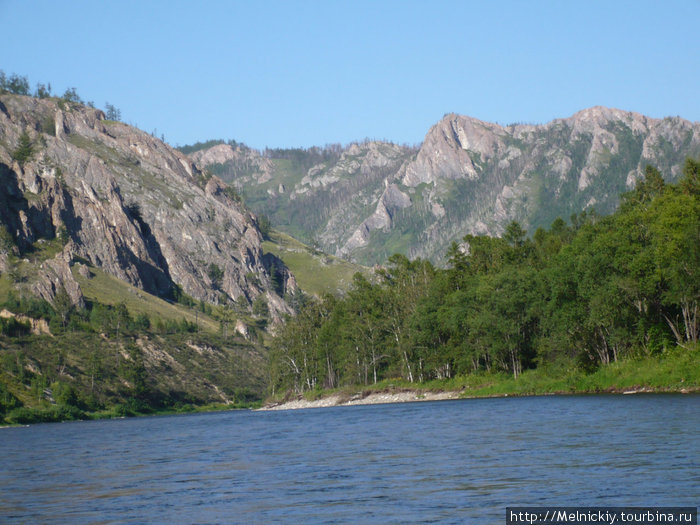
[268,160,700,395]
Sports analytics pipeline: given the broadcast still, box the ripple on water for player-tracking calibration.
[1,395,698,523]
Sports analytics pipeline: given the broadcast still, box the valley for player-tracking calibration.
[0,82,698,424]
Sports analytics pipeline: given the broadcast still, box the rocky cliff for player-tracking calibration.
[0,94,294,319]
[191,107,700,264]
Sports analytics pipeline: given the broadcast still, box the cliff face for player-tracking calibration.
[0,94,294,319]
[192,107,700,264]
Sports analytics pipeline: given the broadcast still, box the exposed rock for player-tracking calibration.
[0,93,294,321]
[190,143,275,184]
[235,319,249,339]
[192,107,700,265]
[189,143,236,165]
[340,183,411,254]
[402,114,505,186]
[76,262,91,279]
[32,253,84,308]
[0,309,52,336]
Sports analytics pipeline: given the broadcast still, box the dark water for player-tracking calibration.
[1,395,698,524]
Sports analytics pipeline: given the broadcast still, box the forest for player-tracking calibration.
[268,160,700,394]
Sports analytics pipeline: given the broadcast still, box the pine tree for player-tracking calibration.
[11,130,33,167]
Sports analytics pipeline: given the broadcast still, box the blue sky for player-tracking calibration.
[2,0,698,150]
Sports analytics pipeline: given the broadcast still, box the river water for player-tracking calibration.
[1,395,698,523]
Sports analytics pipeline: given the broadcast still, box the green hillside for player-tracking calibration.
[262,230,370,297]
[72,265,220,333]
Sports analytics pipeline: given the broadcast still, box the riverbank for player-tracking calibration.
[260,347,700,411]
[259,385,699,411]
[1,400,261,426]
[259,390,461,410]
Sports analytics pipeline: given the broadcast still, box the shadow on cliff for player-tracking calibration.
[0,162,56,252]
[123,202,173,298]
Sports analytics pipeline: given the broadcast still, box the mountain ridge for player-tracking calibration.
[189,106,700,264]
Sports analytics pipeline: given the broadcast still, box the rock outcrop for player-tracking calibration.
[0,94,294,320]
[192,107,700,264]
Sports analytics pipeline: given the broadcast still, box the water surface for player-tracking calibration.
[1,395,698,523]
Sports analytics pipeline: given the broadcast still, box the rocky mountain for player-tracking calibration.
[190,107,700,264]
[0,93,294,320]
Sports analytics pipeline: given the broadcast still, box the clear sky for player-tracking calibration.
[2,0,698,150]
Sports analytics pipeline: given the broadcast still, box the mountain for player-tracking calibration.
[0,93,295,320]
[189,107,700,264]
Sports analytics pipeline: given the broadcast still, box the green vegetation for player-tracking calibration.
[0,279,265,424]
[104,102,121,121]
[11,130,34,167]
[0,329,265,425]
[72,264,219,333]
[176,139,229,155]
[268,160,700,397]
[0,225,15,256]
[0,71,30,95]
[262,229,369,297]
[197,140,411,253]
[206,263,224,290]
[268,344,699,404]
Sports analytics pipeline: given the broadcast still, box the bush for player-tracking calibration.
[207,263,224,289]
[222,186,242,203]
[1,293,56,324]
[258,214,272,239]
[252,295,269,318]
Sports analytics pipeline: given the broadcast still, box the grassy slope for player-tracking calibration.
[72,265,219,333]
[262,229,370,296]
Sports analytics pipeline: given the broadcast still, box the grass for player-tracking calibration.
[72,265,220,333]
[27,237,65,263]
[268,346,700,405]
[262,229,370,296]
[425,347,700,397]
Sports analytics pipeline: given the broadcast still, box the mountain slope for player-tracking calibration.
[0,93,295,320]
[262,229,370,297]
[190,107,700,264]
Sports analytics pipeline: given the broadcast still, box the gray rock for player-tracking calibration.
[192,106,700,264]
[0,94,294,321]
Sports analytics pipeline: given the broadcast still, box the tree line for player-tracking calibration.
[268,160,700,394]
[0,70,121,121]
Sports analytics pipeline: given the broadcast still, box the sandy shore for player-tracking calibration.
[258,390,461,411]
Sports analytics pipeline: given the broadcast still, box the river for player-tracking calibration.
[1,394,698,523]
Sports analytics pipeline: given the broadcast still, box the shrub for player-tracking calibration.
[5,405,85,424]
[207,263,224,289]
